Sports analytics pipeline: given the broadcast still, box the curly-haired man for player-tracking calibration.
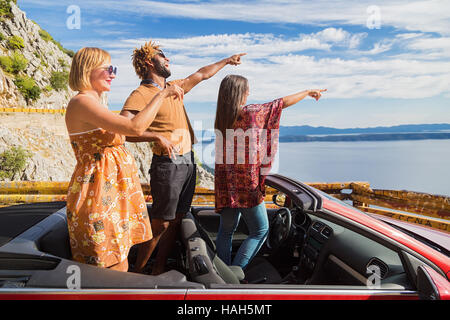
[121,40,245,274]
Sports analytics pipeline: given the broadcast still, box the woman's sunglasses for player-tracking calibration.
[102,65,118,75]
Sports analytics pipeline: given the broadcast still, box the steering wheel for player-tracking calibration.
[267,208,292,250]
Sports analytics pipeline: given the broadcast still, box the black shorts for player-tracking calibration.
[149,151,196,221]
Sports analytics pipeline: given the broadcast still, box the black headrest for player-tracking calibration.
[182,212,216,257]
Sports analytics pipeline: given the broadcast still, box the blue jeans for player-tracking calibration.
[216,202,269,269]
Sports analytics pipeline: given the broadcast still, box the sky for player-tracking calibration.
[18,0,450,129]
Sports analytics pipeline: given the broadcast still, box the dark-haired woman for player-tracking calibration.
[214,74,326,269]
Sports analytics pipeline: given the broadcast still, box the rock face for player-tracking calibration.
[0,3,215,189]
[0,113,215,189]
[0,2,75,109]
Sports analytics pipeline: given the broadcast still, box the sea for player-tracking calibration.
[194,139,450,197]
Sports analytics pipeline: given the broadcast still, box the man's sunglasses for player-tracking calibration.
[156,50,166,58]
[102,65,118,75]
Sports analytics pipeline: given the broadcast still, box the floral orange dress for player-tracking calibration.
[66,128,152,268]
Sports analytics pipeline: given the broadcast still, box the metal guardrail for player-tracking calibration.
[0,181,448,233]
[0,182,277,208]
[0,108,66,114]
[0,108,120,114]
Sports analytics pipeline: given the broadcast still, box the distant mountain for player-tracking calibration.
[197,123,450,142]
[196,123,450,144]
[279,124,450,136]
[279,132,450,142]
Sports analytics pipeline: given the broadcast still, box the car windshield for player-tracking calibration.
[315,188,370,214]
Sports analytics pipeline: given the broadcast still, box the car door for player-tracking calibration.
[184,284,419,300]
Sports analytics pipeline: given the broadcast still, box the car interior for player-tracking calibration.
[0,175,440,295]
[180,203,414,290]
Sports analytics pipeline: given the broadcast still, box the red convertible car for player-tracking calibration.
[0,174,448,300]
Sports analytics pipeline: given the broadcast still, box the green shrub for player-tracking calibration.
[0,55,13,72]
[0,1,14,20]
[63,48,75,57]
[0,51,28,74]
[54,41,64,52]
[28,86,41,101]
[38,28,73,57]
[50,70,68,91]
[58,57,68,68]
[39,29,64,52]
[38,29,53,42]
[40,57,48,68]
[0,146,32,180]
[11,51,27,73]
[14,75,41,102]
[8,35,25,50]
[0,32,5,41]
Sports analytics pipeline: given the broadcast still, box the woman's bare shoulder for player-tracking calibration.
[65,94,103,133]
[67,93,98,111]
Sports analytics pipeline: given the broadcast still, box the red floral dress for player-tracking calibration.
[215,98,283,211]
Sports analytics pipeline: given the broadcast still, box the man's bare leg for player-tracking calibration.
[151,213,184,275]
[132,219,169,273]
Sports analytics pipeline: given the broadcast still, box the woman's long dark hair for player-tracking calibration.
[214,75,249,135]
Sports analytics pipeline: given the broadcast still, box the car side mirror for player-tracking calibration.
[272,193,286,207]
[416,265,449,300]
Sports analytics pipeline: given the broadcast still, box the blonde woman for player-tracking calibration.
[214,74,326,269]
[65,47,183,271]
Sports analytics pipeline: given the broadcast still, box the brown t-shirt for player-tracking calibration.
[122,80,197,155]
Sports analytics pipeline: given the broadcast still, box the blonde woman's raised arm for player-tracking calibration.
[67,85,184,136]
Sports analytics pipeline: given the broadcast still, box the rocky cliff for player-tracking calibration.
[0,1,74,109]
[0,2,214,189]
[0,113,214,189]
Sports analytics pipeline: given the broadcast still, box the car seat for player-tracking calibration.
[181,211,282,286]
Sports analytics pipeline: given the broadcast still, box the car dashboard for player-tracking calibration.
[280,204,412,289]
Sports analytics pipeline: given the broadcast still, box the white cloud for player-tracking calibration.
[21,0,450,35]
[406,37,450,57]
[19,0,449,127]
[314,28,367,49]
[107,33,335,59]
[105,29,450,111]
[128,1,449,35]
[395,33,425,40]
[360,41,394,55]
